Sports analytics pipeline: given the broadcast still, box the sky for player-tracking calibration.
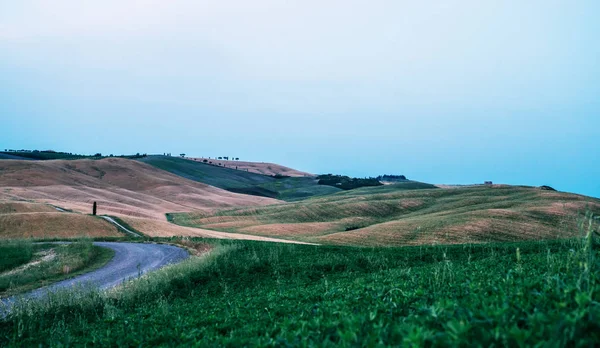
[1,1,599,197]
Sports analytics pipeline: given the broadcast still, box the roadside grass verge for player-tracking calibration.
[0,241,34,273]
[100,215,148,239]
[46,204,73,213]
[1,214,599,346]
[0,240,114,297]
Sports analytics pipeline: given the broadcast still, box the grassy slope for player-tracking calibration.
[139,155,276,188]
[139,155,341,200]
[2,231,600,346]
[0,152,89,161]
[189,157,314,177]
[0,200,134,240]
[103,215,146,237]
[0,158,279,221]
[0,241,34,272]
[0,154,31,160]
[0,240,114,297]
[170,184,600,246]
[0,207,123,241]
[256,177,342,201]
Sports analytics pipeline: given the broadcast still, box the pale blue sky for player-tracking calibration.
[1,1,599,197]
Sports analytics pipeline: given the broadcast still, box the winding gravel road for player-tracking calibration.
[1,242,189,314]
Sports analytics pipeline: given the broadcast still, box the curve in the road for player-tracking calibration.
[0,242,189,314]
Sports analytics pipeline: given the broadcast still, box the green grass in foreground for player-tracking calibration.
[0,241,33,273]
[0,240,114,297]
[1,215,599,346]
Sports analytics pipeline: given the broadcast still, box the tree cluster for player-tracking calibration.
[1,149,148,160]
[376,174,408,182]
[317,174,383,190]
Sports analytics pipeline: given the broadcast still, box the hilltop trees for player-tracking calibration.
[376,175,408,182]
[210,156,239,161]
[317,174,383,190]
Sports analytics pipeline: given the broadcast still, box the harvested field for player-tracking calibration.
[0,158,280,221]
[120,216,316,244]
[0,158,289,241]
[0,212,121,239]
[0,202,57,214]
[169,185,600,246]
[239,222,339,238]
[188,158,313,177]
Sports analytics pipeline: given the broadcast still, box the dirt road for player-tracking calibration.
[0,242,188,314]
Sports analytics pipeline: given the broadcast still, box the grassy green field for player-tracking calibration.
[0,240,114,297]
[3,152,600,345]
[255,176,342,201]
[1,215,598,346]
[0,241,34,273]
[169,185,600,246]
[139,155,341,200]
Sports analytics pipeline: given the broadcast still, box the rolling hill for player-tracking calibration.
[0,210,122,239]
[0,158,282,239]
[0,157,279,217]
[187,157,313,177]
[168,184,600,246]
[0,153,30,160]
[2,155,597,247]
[138,156,341,201]
[0,201,123,238]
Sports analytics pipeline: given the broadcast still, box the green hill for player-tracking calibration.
[138,156,341,200]
[169,185,600,246]
[0,153,31,160]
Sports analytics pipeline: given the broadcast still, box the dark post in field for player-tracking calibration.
[93,201,97,216]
